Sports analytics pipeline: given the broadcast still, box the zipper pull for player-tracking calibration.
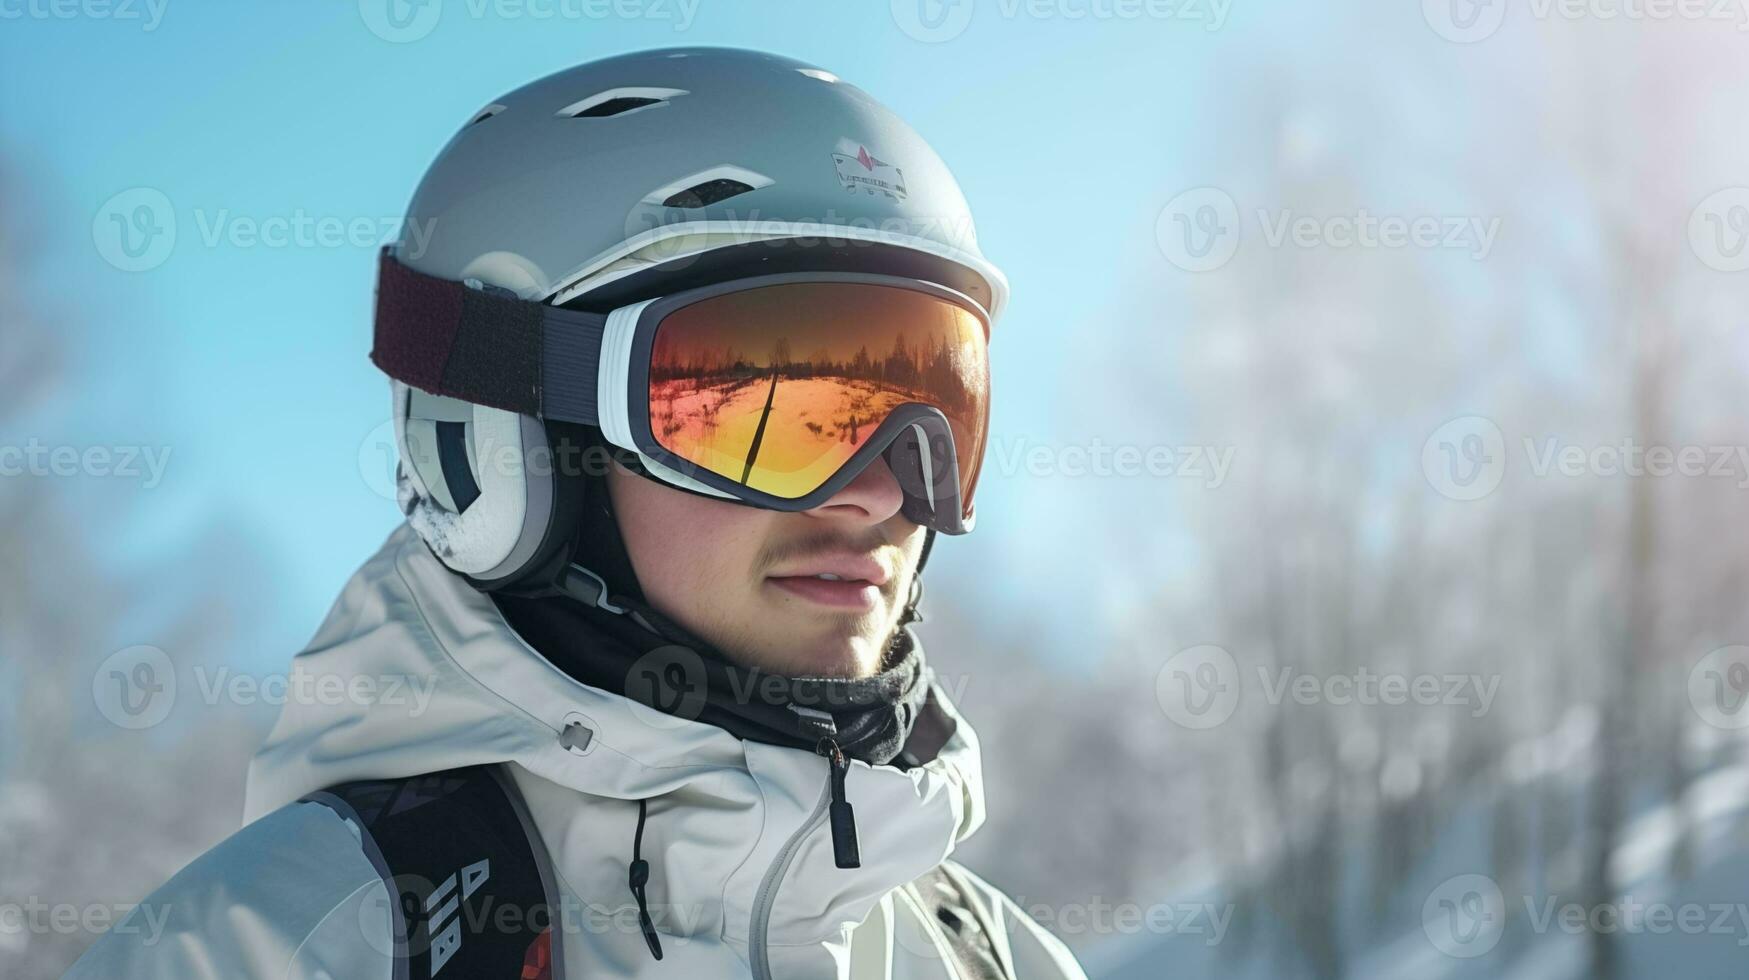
[818,738,861,869]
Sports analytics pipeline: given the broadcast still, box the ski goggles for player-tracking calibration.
[371,249,992,534]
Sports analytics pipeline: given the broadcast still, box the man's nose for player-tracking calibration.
[804,455,906,525]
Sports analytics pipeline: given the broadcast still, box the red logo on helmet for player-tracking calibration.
[832,145,907,200]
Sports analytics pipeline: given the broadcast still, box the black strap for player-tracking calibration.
[303,764,560,980]
[914,862,1014,980]
[370,247,606,425]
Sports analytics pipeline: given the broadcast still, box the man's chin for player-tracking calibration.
[720,626,891,680]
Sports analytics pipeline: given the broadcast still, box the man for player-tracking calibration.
[68,47,1086,979]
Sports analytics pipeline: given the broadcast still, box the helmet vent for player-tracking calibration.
[468,104,507,126]
[556,86,688,119]
[573,96,661,118]
[662,178,756,209]
[641,164,775,208]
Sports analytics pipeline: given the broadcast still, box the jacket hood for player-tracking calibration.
[244,523,987,967]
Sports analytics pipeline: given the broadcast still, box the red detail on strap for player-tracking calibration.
[520,928,552,980]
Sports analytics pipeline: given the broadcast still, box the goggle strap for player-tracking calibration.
[370,247,607,426]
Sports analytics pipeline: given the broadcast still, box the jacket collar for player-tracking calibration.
[245,523,987,955]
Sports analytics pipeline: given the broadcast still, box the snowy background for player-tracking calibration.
[6,1,1749,977]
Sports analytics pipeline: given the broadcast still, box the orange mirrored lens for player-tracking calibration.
[648,282,988,509]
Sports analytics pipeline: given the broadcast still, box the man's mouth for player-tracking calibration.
[765,551,891,610]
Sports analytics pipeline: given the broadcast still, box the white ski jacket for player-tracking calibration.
[66,524,1087,980]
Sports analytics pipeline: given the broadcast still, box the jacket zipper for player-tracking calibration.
[748,778,832,980]
[748,715,864,979]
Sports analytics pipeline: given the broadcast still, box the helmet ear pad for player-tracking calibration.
[392,381,584,590]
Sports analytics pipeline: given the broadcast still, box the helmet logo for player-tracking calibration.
[832,145,908,200]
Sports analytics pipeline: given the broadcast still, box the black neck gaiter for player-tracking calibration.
[492,425,934,767]
[492,589,932,766]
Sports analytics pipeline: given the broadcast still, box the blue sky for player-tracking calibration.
[0,0,1308,668]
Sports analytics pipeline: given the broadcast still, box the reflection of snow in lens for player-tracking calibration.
[1155,645,1240,729]
[648,285,986,501]
[1422,874,1504,958]
[1690,646,1749,730]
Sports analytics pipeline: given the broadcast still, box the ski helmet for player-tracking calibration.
[382,47,1008,597]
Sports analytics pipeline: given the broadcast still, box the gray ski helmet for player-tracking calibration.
[389,47,1008,589]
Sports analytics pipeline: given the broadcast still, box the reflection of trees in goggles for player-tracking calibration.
[647,284,988,501]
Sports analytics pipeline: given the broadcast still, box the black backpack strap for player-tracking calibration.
[913,862,1014,980]
[302,764,562,980]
